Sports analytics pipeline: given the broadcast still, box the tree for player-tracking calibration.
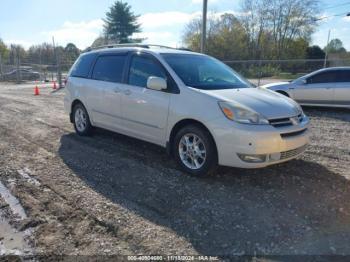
[325,39,347,54]
[0,38,8,57]
[183,13,249,60]
[64,43,80,63]
[27,43,55,65]
[8,44,26,65]
[103,1,141,43]
[91,36,108,48]
[306,45,325,59]
[239,0,320,59]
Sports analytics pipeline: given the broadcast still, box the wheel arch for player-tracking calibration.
[276,90,290,97]
[167,119,218,158]
[70,99,85,123]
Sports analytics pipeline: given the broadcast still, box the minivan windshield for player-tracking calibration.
[162,54,253,90]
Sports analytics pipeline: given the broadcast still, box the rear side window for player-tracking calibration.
[337,70,350,82]
[92,55,126,83]
[70,54,96,78]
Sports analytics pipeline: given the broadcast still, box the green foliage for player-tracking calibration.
[238,64,281,78]
[306,45,325,59]
[64,43,80,62]
[183,14,249,60]
[0,38,9,59]
[325,39,347,54]
[184,0,320,61]
[91,36,108,48]
[103,1,141,44]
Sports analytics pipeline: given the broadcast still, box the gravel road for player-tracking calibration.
[0,82,350,258]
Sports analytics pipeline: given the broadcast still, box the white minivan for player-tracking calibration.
[65,45,310,176]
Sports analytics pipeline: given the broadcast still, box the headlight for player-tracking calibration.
[218,101,269,125]
[295,103,304,116]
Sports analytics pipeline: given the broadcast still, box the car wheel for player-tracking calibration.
[73,103,93,136]
[173,124,217,176]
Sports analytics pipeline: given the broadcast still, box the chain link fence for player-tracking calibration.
[1,52,350,87]
[0,48,75,86]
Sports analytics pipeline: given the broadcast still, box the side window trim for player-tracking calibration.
[126,52,180,94]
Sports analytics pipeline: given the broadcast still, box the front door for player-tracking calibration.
[119,53,171,145]
[292,71,336,104]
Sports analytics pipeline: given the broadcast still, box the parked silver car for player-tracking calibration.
[263,67,350,108]
[65,44,310,176]
[0,69,40,81]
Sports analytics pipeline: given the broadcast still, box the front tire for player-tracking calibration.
[73,103,93,136]
[173,125,217,176]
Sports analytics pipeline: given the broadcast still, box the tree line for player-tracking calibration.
[1,0,349,75]
[183,0,349,61]
[0,39,80,68]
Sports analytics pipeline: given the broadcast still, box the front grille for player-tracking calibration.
[280,145,307,160]
[281,128,307,138]
[269,114,303,128]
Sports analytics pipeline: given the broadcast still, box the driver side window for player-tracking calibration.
[128,55,167,88]
[307,71,336,84]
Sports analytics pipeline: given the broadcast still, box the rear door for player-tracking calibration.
[89,54,127,130]
[292,71,336,104]
[334,69,350,106]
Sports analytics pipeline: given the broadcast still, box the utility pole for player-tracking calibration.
[14,47,20,84]
[52,36,62,88]
[39,47,43,82]
[324,29,331,68]
[200,0,208,54]
[0,53,3,77]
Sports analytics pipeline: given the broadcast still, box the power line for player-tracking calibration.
[323,1,350,10]
[314,11,350,21]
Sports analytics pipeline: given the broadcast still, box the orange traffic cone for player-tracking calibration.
[53,81,57,90]
[34,86,40,96]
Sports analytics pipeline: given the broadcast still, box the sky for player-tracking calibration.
[0,0,349,50]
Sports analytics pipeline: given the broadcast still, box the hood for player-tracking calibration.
[199,87,300,119]
[261,82,290,89]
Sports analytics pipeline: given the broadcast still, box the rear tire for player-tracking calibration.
[173,124,217,177]
[72,103,93,136]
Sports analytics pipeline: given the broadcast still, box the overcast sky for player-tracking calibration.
[0,0,349,50]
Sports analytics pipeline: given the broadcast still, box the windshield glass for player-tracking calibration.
[162,54,252,90]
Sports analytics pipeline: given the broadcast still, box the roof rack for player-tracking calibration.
[86,44,176,52]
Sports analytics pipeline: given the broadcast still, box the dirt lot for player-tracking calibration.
[0,82,350,258]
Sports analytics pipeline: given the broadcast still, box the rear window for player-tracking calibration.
[92,55,126,83]
[70,54,96,78]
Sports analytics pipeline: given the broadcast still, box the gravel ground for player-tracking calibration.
[0,82,350,258]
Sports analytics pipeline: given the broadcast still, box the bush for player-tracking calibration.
[235,64,281,78]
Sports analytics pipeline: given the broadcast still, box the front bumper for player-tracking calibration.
[208,116,310,168]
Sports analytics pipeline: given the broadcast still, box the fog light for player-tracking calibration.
[237,154,267,163]
[269,152,281,161]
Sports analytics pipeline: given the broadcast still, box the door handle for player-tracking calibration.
[124,90,132,96]
[114,88,121,93]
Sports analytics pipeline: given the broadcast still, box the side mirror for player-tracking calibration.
[147,76,167,91]
[301,79,307,85]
